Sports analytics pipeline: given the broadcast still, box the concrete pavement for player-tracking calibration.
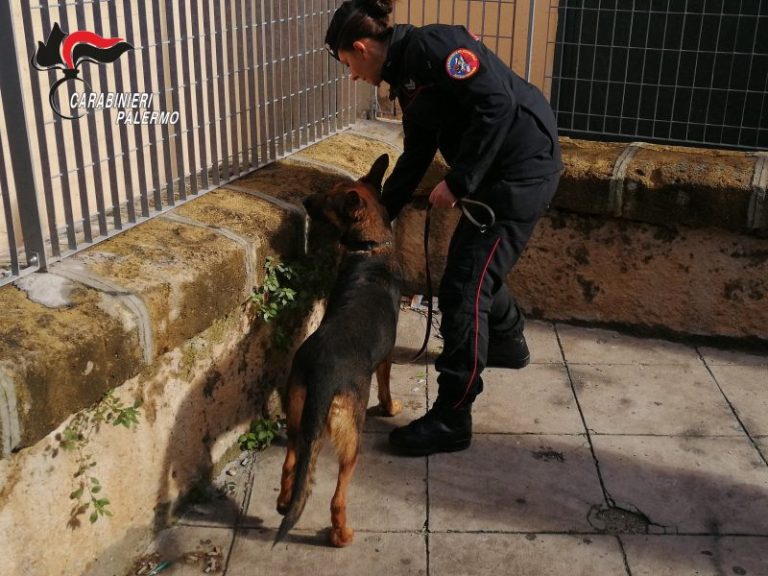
[132,308,768,576]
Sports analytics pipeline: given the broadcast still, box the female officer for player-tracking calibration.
[325,0,562,456]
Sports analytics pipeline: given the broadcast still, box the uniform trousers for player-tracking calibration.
[435,172,560,409]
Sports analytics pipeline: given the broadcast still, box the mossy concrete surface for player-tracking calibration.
[0,183,317,575]
[0,120,766,576]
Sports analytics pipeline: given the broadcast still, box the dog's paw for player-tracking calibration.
[367,400,402,418]
[329,526,354,548]
[276,499,290,516]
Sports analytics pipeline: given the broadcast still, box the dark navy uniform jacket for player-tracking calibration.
[380,24,563,219]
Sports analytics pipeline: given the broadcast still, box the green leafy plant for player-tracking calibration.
[59,390,143,526]
[250,254,336,350]
[238,418,281,452]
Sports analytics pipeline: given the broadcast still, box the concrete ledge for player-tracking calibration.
[342,120,767,341]
[0,180,319,575]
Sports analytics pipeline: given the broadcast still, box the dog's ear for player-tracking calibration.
[344,190,364,220]
[360,154,389,193]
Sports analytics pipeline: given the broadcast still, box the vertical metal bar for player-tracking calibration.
[319,0,327,136]
[309,0,318,142]
[736,0,761,147]
[264,0,279,159]
[299,0,309,146]
[599,0,618,133]
[0,122,20,276]
[275,0,288,154]
[569,0,587,129]
[76,4,108,233]
[480,0,487,39]
[295,0,306,146]
[108,0,136,223]
[585,0,602,133]
[166,4,187,202]
[225,0,240,175]
[721,0,744,146]
[666,0,688,141]
[635,0,653,137]
[283,0,295,152]
[149,2,176,206]
[203,0,221,186]
[122,0,150,218]
[177,0,199,196]
[255,0,271,163]
[525,0,536,83]
[214,0,231,180]
[684,0,707,142]
[58,3,94,244]
[236,0,251,169]
[0,0,47,270]
[27,4,69,253]
[92,1,123,229]
[509,0,517,74]
[650,0,671,139]
[136,2,163,211]
[192,0,211,191]
[701,0,725,144]
[617,0,637,134]
[328,2,334,134]
[245,0,259,167]
[286,0,295,140]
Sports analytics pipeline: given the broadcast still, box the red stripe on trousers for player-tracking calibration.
[453,236,501,409]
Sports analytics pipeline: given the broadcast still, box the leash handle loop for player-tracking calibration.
[457,198,496,233]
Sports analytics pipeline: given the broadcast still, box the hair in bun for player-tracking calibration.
[325,0,396,60]
[358,0,394,19]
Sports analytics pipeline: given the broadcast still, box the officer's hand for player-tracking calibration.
[429,180,458,209]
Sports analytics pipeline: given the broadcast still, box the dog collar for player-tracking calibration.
[341,239,393,252]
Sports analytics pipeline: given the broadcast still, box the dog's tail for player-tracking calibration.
[273,389,329,546]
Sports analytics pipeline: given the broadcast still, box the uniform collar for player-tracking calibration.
[381,24,415,89]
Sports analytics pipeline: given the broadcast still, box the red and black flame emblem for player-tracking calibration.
[32,23,133,119]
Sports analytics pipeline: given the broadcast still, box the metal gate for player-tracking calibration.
[0,1,355,287]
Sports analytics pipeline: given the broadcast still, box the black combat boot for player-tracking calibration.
[486,333,530,369]
[389,402,472,456]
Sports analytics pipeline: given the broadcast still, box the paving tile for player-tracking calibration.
[242,435,426,534]
[133,525,234,575]
[622,535,768,576]
[365,362,428,433]
[429,434,604,532]
[429,533,627,576]
[571,364,742,436]
[177,454,254,527]
[593,435,768,535]
[709,364,768,436]
[756,438,768,468]
[699,346,768,366]
[557,324,700,365]
[526,319,564,364]
[393,307,443,363]
[229,530,426,575]
[471,364,583,434]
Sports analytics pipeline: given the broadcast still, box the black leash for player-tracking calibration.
[408,198,496,362]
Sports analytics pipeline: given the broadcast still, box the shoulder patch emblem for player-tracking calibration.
[445,48,480,80]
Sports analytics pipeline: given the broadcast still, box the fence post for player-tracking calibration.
[0,2,47,272]
[525,0,537,83]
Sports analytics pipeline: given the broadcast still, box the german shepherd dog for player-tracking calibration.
[274,154,402,547]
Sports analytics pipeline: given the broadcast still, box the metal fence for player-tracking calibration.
[552,0,767,150]
[0,0,355,287]
[377,0,559,116]
[380,0,766,151]
[3,1,767,287]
